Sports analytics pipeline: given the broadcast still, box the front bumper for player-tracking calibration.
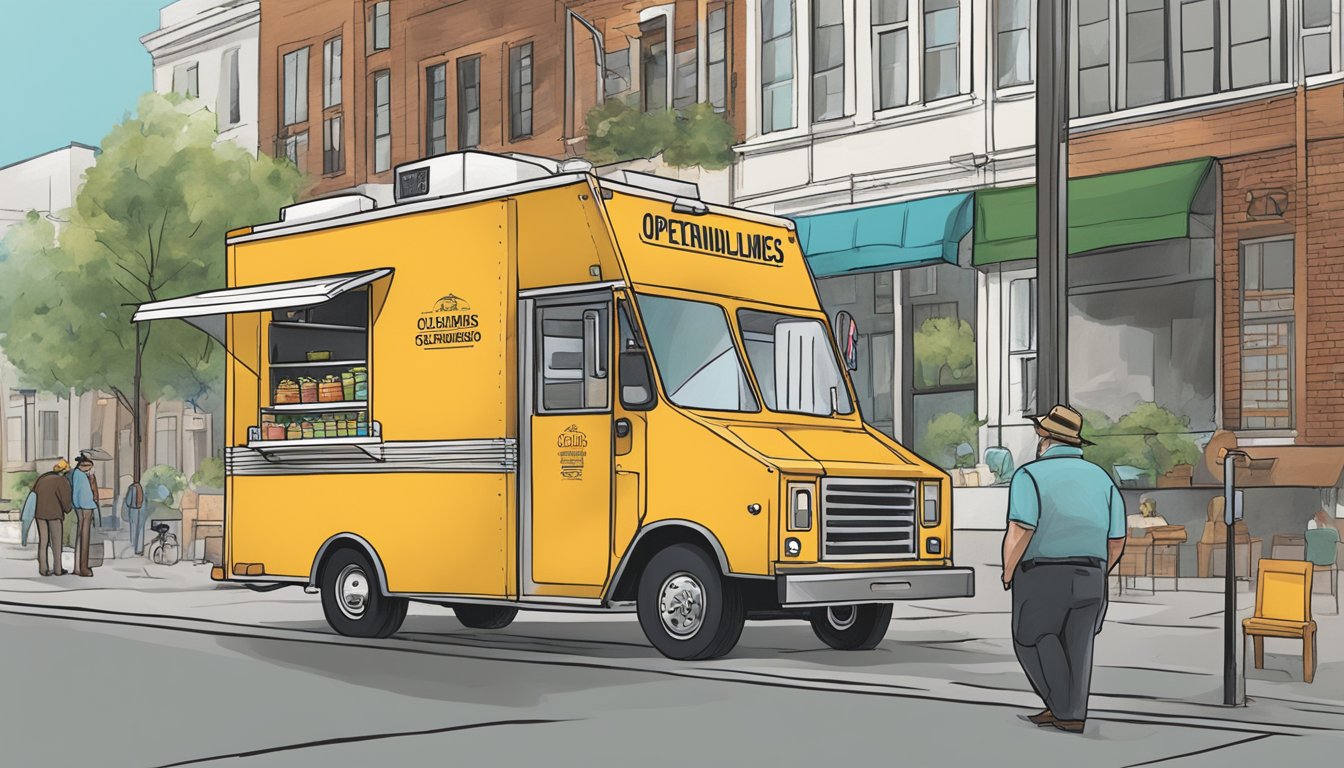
[777,566,975,607]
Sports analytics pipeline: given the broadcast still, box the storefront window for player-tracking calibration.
[909,264,978,471]
[262,288,372,442]
[1241,237,1294,430]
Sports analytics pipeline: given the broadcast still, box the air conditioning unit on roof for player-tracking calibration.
[393,151,555,204]
[602,170,701,200]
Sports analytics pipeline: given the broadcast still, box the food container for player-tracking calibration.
[306,350,332,362]
[299,377,319,403]
[356,413,369,437]
[318,375,344,402]
[286,422,302,440]
[274,379,301,405]
[352,367,368,401]
[341,371,355,401]
[301,420,315,439]
[264,423,286,441]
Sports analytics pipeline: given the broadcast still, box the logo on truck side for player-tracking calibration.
[557,424,588,480]
[639,213,785,267]
[416,294,482,350]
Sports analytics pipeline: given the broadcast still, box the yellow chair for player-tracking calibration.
[1243,559,1317,683]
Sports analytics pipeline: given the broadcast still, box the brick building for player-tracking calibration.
[258,0,745,200]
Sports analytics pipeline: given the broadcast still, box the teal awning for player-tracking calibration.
[794,192,974,277]
[972,158,1214,267]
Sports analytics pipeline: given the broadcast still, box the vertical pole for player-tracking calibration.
[1035,0,1070,410]
[1223,454,1237,706]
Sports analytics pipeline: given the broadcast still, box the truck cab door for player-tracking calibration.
[522,293,614,592]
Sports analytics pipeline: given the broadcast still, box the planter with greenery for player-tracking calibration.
[917,412,987,470]
[1081,402,1203,487]
[190,456,225,495]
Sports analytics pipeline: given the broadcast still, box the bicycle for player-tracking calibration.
[147,522,180,566]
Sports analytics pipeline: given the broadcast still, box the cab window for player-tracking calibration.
[636,294,757,412]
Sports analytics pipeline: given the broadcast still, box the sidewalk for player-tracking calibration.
[1,529,1342,733]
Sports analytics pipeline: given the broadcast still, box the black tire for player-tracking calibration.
[319,548,407,639]
[636,543,745,660]
[809,604,893,650]
[453,604,519,629]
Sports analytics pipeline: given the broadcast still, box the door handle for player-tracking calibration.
[614,418,631,438]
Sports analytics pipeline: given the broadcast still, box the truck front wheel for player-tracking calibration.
[319,548,408,639]
[809,604,892,650]
[637,544,744,660]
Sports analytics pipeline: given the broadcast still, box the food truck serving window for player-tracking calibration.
[636,294,758,413]
[259,287,372,442]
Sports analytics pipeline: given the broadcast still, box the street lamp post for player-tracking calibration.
[1035,0,1070,411]
[1221,448,1248,706]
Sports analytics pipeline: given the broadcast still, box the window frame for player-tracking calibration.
[1071,0,1114,116]
[425,62,448,156]
[369,1,391,52]
[1008,277,1038,417]
[708,3,731,112]
[282,46,310,127]
[872,0,912,111]
[38,410,59,460]
[323,114,344,175]
[372,69,391,173]
[456,55,481,150]
[922,0,962,102]
[760,0,797,133]
[811,0,847,121]
[1238,236,1296,431]
[1300,0,1335,78]
[534,300,613,416]
[223,47,242,126]
[323,37,343,109]
[155,415,179,467]
[509,42,535,141]
[641,16,671,113]
[995,0,1033,89]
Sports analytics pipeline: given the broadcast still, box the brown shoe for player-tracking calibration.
[1018,709,1056,726]
[1052,720,1086,733]
[39,570,51,577]
[77,570,93,577]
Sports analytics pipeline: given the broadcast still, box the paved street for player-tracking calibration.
[2,531,1344,765]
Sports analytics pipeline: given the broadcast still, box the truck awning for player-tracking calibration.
[972,158,1214,267]
[132,268,393,341]
[793,192,974,277]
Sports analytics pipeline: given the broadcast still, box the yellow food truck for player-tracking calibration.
[135,151,973,660]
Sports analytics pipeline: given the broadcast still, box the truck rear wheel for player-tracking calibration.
[809,604,892,650]
[320,548,407,639]
[453,604,518,629]
[637,544,744,660]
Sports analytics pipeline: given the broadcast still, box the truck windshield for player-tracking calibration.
[636,294,759,412]
[738,309,854,417]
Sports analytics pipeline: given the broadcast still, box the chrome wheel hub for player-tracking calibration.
[827,605,857,630]
[658,572,706,639]
[337,564,370,620]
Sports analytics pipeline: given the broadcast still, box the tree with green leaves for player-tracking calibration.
[584,100,736,170]
[0,92,305,483]
[912,316,976,390]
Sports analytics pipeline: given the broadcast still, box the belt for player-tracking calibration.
[1020,557,1104,572]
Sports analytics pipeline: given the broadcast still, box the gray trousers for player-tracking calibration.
[1011,561,1107,722]
[35,519,63,575]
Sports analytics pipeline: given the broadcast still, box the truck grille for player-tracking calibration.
[821,478,918,561]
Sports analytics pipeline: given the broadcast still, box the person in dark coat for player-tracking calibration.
[32,459,74,576]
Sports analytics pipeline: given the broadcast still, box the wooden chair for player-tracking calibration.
[1243,559,1316,683]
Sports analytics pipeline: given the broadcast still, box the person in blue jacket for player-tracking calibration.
[69,455,99,577]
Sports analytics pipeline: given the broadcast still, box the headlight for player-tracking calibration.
[921,481,940,526]
[788,484,813,531]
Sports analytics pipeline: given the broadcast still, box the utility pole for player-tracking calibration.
[1035,0,1070,410]
[1222,449,1248,706]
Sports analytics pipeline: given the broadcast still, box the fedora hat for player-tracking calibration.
[1030,404,1095,447]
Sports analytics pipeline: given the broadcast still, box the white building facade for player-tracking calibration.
[729,0,1343,521]
[141,0,261,153]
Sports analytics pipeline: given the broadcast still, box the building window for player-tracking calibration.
[282,131,309,166]
[996,0,1031,88]
[1009,278,1037,416]
[1240,238,1294,430]
[761,0,796,132]
[1302,0,1332,76]
[605,48,632,97]
[426,63,448,156]
[811,0,845,121]
[323,115,343,174]
[1180,0,1217,96]
[282,47,309,126]
[38,411,59,460]
[1228,0,1274,88]
[641,18,669,112]
[872,0,910,110]
[155,416,178,468]
[1126,0,1168,107]
[1074,0,1111,116]
[708,5,730,111]
[924,0,960,100]
[323,38,342,108]
[370,1,390,51]
[222,48,241,125]
[457,57,481,149]
[510,42,534,140]
[908,265,937,297]
[373,70,391,172]
[173,62,200,99]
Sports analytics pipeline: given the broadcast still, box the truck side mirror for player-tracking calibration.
[834,310,859,371]
[619,350,655,410]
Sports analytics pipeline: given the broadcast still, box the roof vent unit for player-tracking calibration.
[279,194,376,225]
[604,170,701,200]
[394,151,553,204]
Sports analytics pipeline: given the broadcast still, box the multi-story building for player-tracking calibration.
[141,0,262,152]
[257,0,746,202]
[731,0,1344,528]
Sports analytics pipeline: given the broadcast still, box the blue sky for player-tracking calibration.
[0,1,167,167]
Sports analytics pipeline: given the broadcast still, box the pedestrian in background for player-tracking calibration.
[123,479,146,556]
[32,459,74,577]
[1001,404,1126,734]
[70,454,99,577]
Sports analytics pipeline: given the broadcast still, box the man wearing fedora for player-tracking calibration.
[1001,404,1126,734]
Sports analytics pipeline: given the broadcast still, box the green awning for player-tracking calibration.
[972,158,1214,267]
[794,192,974,277]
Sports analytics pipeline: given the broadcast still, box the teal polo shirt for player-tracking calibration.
[1008,445,1126,562]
